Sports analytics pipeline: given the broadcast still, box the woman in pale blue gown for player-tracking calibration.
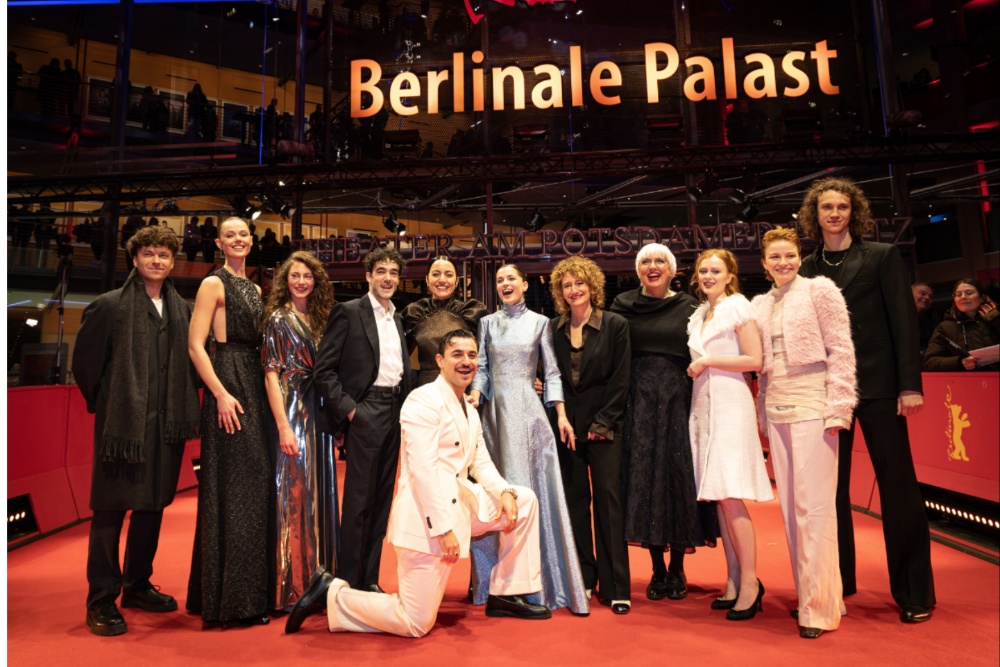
[468,264,590,615]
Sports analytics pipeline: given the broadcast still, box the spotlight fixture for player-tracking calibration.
[728,171,758,204]
[261,192,297,220]
[230,196,262,221]
[525,208,545,232]
[383,210,406,235]
[160,199,180,215]
[25,318,39,328]
[687,172,720,203]
[736,201,759,223]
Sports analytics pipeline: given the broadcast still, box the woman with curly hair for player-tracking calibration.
[261,250,337,611]
[548,257,632,613]
[798,177,936,624]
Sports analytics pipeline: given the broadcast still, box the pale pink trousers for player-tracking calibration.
[768,419,844,631]
[326,490,541,637]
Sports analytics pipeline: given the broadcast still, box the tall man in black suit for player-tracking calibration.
[314,247,411,591]
[73,226,201,636]
[798,177,935,624]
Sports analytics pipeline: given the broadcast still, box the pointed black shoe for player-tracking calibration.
[711,597,737,611]
[285,567,332,634]
[86,599,127,637]
[799,626,824,639]
[121,585,178,613]
[726,580,765,621]
[485,595,552,620]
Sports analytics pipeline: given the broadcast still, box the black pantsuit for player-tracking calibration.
[314,295,410,589]
[802,239,935,610]
[551,309,632,601]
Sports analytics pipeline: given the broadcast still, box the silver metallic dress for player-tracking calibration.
[469,300,590,614]
[262,308,339,611]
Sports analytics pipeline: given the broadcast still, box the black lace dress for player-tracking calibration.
[187,269,270,623]
[609,289,719,550]
[401,296,488,387]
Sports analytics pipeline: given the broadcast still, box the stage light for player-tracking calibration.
[383,210,406,235]
[728,172,757,204]
[25,318,38,327]
[230,196,262,221]
[160,199,180,214]
[736,201,759,223]
[262,192,296,219]
[525,208,545,232]
[687,172,720,203]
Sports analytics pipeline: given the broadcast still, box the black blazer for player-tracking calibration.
[549,309,631,443]
[313,294,411,434]
[801,239,922,400]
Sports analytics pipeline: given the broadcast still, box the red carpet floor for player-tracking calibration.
[7,464,999,667]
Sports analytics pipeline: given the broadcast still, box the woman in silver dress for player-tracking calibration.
[467,264,590,615]
[262,251,337,611]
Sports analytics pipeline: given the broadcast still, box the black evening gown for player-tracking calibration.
[187,269,270,623]
[611,288,719,550]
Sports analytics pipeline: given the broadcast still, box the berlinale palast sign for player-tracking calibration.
[350,39,841,118]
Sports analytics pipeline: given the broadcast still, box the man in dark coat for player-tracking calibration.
[72,225,200,636]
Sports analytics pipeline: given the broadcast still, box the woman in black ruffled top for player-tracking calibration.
[402,257,488,387]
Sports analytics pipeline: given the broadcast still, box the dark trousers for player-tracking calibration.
[337,391,401,589]
[86,509,164,609]
[837,398,936,608]
[558,437,631,601]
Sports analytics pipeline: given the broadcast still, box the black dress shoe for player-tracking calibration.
[285,567,333,634]
[663,570,688,600]
[726,580,765,622]
[121,586,178,613]
[790,609,799,619]
[799,626,824,639]
[711,597,737,611]
[900,605,932,624]
[646,572,669,600]
[485,595,552,620]
[86,599,127,637]
[229,615,270,628]
[366,584,387,594]
[611,601,631,615]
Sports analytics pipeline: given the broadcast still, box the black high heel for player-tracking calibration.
[726,580,764,621]
[711,597,737,610]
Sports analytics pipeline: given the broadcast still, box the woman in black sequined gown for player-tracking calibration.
[610,243,719,603]
[186,217,270,628]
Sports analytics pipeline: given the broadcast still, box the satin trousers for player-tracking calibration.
[768,419,844,631]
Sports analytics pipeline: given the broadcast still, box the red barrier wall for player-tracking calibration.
[7,385,201,536]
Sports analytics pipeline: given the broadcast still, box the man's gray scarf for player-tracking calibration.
[100,271,200,463]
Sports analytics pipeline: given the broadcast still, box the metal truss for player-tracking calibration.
[8,133,999,206]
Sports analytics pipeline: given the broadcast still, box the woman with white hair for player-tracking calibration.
[610,243,718,602]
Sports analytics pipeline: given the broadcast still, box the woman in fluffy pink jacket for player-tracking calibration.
[751,228,857,640]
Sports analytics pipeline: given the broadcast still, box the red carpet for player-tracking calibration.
[7,463,999,667]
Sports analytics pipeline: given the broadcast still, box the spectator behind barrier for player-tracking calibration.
[924,278,1000,372]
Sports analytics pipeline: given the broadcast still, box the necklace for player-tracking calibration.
[821,246,847,267]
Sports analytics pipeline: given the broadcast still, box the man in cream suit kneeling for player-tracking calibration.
[286,329,550,637]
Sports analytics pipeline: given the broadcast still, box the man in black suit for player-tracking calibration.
[73,226,201,636]
[314,246,411,591]
[798,177,935,624]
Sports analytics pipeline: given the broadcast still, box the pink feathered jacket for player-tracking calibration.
[750,275,858,431]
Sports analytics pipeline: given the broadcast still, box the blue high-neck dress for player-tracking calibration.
[469,300,590,614]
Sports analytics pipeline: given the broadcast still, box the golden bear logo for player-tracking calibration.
[944,386,970,462]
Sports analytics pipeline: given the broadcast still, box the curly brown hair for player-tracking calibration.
[127,225,179,257]
[262,251,335,342]
[549,256,606,315]
[693,248,741,301]
[760,227,801,282]
[797,177,875,241]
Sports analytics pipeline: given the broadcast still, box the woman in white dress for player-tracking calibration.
[686,249,773,621]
